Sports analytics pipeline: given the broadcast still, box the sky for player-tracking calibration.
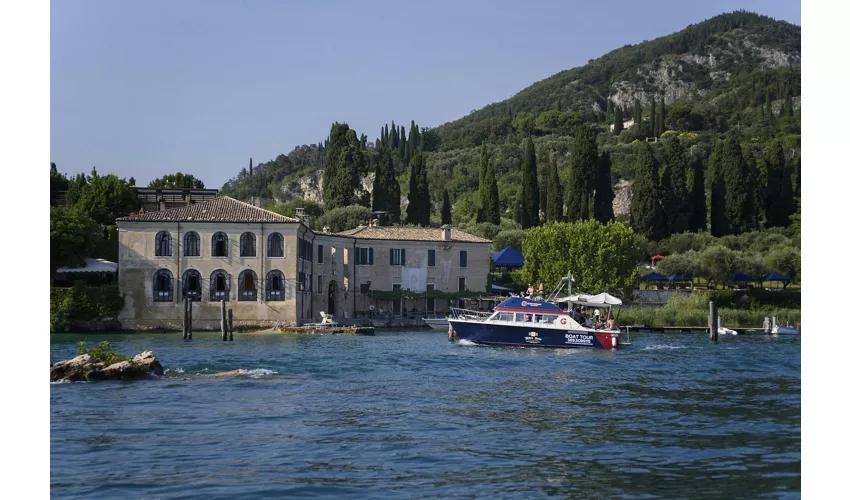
[50,0,800,189]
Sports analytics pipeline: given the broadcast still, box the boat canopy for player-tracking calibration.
[554,292,623,308]
[494,297,566,314]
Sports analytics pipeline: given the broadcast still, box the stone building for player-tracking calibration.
[116,196,491,329]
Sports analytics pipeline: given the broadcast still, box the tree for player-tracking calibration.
[565,125,597,222]
[50,206,100,274]
[484,150,501,225]
[633,98,643,136]
[699,244,742,286]
[521,138,540,228]
[372,147,401,224]
[476,143,490,223]
[688,156,707,232]
[709,141,729,236]
[492,229,526,253]
[546,157,564,222]
[539,154,549,222]
[441,188,452,225]
[406,151,431,226]
[70,169,138,227]
[323,122,365,210]
[593,151,614,223]
[650,98,657,139]
[514,188,523,224]
[662,136,691,234]
[722,136,756,234]
[613,106,624,135]
[658,98,666,137]
[763,141,793,227]
[630,142,668,241]
[316,205,373,233]
[521,220,643,295]
[148,173,205,189]
[50,163,69,198]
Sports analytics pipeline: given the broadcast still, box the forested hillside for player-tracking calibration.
[218,10,801,247]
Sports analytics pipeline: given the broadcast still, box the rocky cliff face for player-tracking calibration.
[613,180,633,217]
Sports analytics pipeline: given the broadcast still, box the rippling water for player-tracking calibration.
[51,331,800,499]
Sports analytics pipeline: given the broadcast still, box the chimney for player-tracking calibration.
[372,218,380,227]
[441,224,451,241]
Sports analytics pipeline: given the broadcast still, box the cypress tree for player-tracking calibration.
[539,154,549,221]
[593,151,614,223]
[485,153,501,225]
[784,86,794,118]
[793,155,801,199]
[630,142,667,241]
[658,98,666,137]
[372,148,387,213]
[709,141,728,236]
[565,124,597,222]
[323,122,363,210]
[764,141,793,227]
[406,152,430,226]
[399,126,407,161]
[514,188,523,224]
[633,98,642,136]
[441,188,452,225]
[722,136,753,234]
[650,98,657,139]
[476,143,489,223]
[663,136,691,234]
[606,98,615,120]
[521,137,539,228]
[688,155,707,232]
[546,157,564,222]
[613,106,624,135]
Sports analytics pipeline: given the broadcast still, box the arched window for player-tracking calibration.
[184,232,200,257]
[182,269,202,301]
[209,269,230,301]
[153,269,173,302]
[266,270,285,301]
[155,231,172,257]
[212,232,229,257]
[268,232,284,257]
[240,232,256,257]
[238,269,258,301]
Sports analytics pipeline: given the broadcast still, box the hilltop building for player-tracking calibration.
[116,196,490,329]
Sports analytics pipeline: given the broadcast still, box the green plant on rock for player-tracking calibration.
[76,341,130,365]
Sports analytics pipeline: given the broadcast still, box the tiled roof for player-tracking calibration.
[336,226,490,243]
[116,196,299,223]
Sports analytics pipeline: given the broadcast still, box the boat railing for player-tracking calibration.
[449,308,492,320]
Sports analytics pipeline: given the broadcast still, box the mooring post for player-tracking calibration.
[228,309,233,341]
[187,298,193,339]
[221,300,227,341]
[183,297,188,340]
[708,301,718,342]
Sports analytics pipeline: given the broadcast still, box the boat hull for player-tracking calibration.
[423,318,450,331]
[449,320,619,349]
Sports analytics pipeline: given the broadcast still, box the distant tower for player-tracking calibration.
[249,157,253,176]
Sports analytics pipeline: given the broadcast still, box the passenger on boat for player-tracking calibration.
[526,284,535,297]
[606,318,617,330]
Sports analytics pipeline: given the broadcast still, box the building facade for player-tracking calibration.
[116,197,491,329]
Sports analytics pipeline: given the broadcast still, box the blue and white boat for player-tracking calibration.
[448,292,626,349]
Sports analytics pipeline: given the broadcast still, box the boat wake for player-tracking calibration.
[457,339,478,346]
[236,368,278,378]
[642,344,689,350]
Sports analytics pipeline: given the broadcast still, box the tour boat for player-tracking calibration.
[423,317,450,331]
[448,290,626,349]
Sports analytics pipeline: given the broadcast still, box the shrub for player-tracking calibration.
[492,229,526,252]
[315,205,372,232]
[50,285,124,333]
[76,341,130,365]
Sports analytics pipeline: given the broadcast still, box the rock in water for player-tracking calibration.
[50,352,164,382]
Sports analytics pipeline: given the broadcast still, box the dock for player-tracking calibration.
[624,326,766,335]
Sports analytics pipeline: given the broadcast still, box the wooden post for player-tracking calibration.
[187,298,193,339]
[708,301,718,342]
[182,297,188,340]
[228,309,233,341]
[221,300,227,341]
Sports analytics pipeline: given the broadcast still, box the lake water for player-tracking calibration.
[51,331,800,499]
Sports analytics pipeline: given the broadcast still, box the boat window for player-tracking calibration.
[536,315,557,324]
[496,312,513,322]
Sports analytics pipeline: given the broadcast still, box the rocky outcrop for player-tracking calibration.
[613,180,633,217]
[50,351,163,382]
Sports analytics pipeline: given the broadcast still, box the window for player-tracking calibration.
[298,271,307,291]
[182,269,201,301]
[390,248,406,266]
[240,233,256,257]
[268,233,284,257]
[355,247,373,265]
[184,232,200,257]
[426,283,435,314]
[428,249,436,267]
[209,269,230,301]
[392,283,401,315]
[318,245,324,263]
[155,231,172,257]
[297,237,313,261]
[266,270,285,301]
[496,312,514,322]
[153,269,173,302]
[458,277,466,291]
[212,232,229,257]
[238,270,258,301]
[317,275,323,293]
[460,250,468,268]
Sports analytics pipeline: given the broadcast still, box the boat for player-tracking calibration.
[423,317,450,331]
[448,280,626,349]
[764,316,800,335]
[718,326,738,336]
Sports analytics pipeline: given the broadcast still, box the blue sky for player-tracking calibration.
[51,0,800,188]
